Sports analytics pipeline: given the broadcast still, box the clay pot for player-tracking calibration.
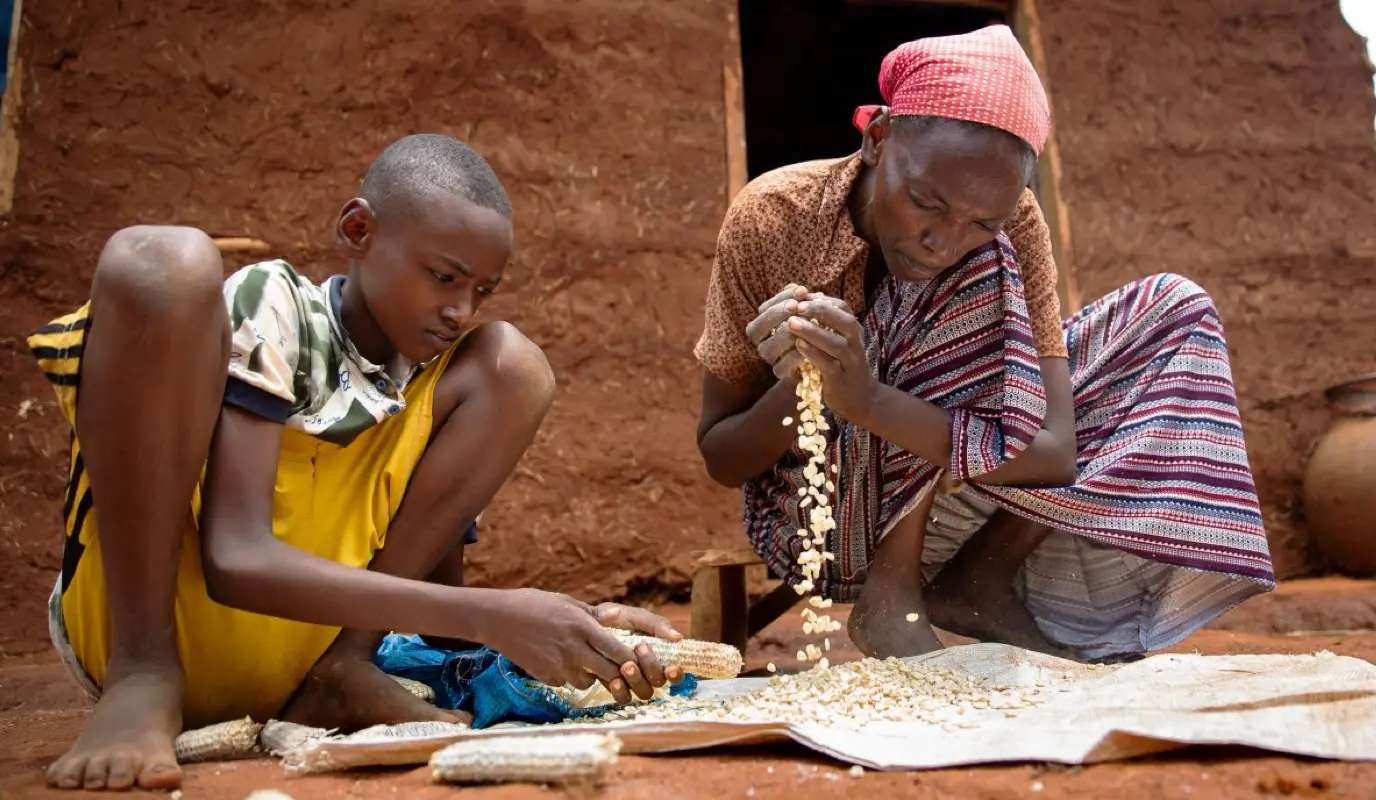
[1303,372,1376,576]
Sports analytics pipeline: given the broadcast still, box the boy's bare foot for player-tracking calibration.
[282,656,472,732]
[925,577,1077,659]
[847,585,944,659]
[47,668,185,791]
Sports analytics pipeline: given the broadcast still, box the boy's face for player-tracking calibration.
[338,190,513,363]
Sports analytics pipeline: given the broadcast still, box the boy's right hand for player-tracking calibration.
[487,589,664,701]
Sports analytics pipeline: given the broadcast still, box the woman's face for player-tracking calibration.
[863,115,1033,283]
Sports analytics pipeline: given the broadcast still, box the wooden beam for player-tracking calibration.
[722,3,748,202]
[0,0,25,216]
[1013,0,1082,313]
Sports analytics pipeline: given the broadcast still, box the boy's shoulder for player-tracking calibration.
[223,259,334,329]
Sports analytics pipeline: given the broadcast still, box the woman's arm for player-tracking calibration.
[697,373,800,487]
[857,356,1076,487]
[791,303,1078,489]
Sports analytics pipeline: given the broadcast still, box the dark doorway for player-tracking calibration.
[737,0,1007,179]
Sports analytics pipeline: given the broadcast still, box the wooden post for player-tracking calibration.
[722,3,748,202]
[0,0,25,215]
[1014,0,1081,313]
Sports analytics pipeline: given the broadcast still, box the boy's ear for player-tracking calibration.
[336,198,377,256]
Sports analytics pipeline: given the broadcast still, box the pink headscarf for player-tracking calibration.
[852,25,1051,156]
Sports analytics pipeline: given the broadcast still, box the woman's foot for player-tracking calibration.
[847,582,944,658]
[925,577,1076,659]
[282,655,471,732]
[47,666,185,791]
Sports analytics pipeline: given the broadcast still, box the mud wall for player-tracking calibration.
[1038,0,1376,577]
[0,0,742,654]
[1,0,1373,654]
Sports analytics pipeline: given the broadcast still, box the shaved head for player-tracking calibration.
[359,133,513,220]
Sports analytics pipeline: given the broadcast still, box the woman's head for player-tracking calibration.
[851,25,1051,282]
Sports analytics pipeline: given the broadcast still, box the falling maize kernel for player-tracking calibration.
[782,416,793,426]
[767,662,777,673]
[906,613,921,622]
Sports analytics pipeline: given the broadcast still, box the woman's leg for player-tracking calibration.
[846,485,943,658]
[924,509,1068,656]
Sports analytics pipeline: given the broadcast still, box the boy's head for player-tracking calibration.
[337,133,514,363]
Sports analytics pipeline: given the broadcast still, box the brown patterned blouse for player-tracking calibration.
[694,153,1067,386]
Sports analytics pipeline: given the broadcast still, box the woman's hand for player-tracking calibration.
[787,298,878,425]
[745,285,811,383]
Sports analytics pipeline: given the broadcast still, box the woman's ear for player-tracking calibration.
[860,106,892,166]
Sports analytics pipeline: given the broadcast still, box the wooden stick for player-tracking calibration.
[722,5,748,203]
[0,0,26,216]
[213,237,272,254]
[1015,0,1082,313]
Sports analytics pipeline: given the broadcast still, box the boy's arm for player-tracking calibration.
[198,405,497,641]
[197,405,658,690]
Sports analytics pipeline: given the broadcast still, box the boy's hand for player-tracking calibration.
[487,590,681,705]
[592,603,686,700]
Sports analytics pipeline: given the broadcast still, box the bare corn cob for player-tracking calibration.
[609,629,743,679]
[391,674,436,703]
[172,716,262,763]
[429,732,621,785]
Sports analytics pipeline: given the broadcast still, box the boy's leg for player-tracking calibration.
[283,321,555,731]
[48,227,229,791]
[847,486,943,657]
[924,510,1067,656]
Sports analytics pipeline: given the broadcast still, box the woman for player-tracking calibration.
[694,25,1274,662]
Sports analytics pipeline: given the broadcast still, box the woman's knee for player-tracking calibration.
[1140,273,1217,316]
[92,226,225,321]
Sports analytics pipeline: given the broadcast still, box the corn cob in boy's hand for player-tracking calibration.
[608,629,743,680]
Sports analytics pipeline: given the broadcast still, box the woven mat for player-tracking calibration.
[278,643,1376,774]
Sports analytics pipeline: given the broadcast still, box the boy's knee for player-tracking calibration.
[93,226,225,318]
[467,321,556,413]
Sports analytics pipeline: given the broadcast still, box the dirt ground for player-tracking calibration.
[2,577,1375,799]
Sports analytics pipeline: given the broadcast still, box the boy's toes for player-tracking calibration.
[46,755,88,789]
[138,759,183,790]
[81,756,112,790]
[105,756,138,791]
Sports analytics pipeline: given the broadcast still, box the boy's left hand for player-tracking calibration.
[591,603,685,703]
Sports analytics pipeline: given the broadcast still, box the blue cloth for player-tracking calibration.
[374,634,699,729]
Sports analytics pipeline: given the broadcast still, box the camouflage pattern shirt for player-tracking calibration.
[222,260,425,447]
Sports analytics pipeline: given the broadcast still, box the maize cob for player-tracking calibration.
[391,674,436,703]
[429,732,621,785]
[609,629,743,679]
[260,720,329,756]
[172,716,262,763]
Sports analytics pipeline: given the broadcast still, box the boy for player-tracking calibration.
[30,134,681,792]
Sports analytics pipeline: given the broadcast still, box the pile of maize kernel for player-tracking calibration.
[782,359,843,670]
[579,657,1043,732]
